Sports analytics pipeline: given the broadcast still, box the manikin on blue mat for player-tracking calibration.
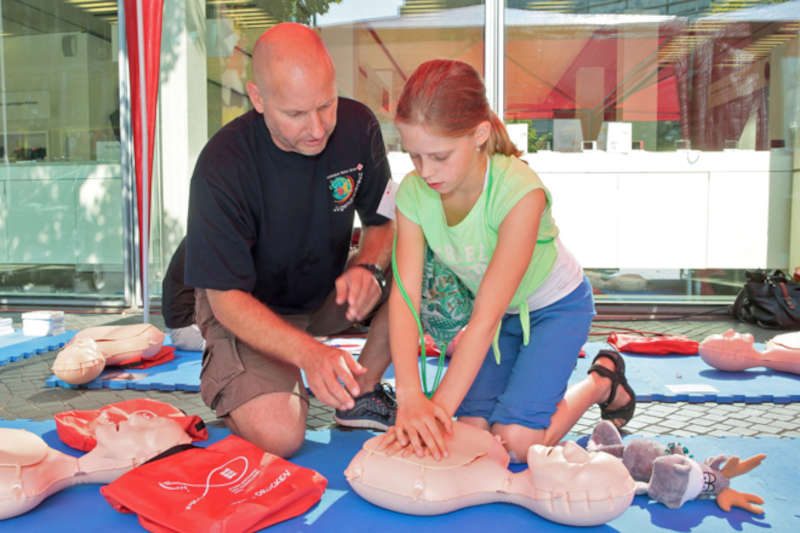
[0,414,192,520]
[346,420,636,527]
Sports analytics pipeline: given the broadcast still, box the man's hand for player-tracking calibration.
[335,266,382,322]
[302,344,367,410]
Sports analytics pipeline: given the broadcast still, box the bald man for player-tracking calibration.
[185,23,395,458]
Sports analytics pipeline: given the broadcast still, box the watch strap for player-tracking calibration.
[355,263,387,291]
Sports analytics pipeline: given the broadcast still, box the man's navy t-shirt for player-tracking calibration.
[185,98,391,314]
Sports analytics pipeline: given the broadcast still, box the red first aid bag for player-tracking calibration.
[55,398,208,452]
[101,435,327,533]
[607,332,699,355]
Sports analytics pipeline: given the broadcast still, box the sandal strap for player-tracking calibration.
[587,363,618,409]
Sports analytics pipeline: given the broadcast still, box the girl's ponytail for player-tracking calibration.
[485,111,522,157]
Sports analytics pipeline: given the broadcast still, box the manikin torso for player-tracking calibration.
[0,414,191,520]
[345,421,635,527]
[699,329,800,374]
[51,323,166,385]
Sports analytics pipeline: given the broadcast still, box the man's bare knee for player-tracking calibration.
[226,392,307,458]
[228,419,305,458]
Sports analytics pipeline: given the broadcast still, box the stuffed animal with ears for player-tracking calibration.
[587,420,766,514]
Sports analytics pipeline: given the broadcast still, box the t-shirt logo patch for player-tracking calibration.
[327,163,363,212]
[330,175,354,204]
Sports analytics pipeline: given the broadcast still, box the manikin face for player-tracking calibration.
[396,121,490,199]
[93,413,190,461]
[247,64,338,156]
[526,441,631,491]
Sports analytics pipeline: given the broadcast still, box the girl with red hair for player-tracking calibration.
[384,59,635,463]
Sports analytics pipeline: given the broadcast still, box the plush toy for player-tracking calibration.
[51,324,166,385]
[699,329,800,375]
[0,414,192,520]
[346,420,635,527]
[588,420,765,514]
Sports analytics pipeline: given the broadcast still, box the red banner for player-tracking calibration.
[125,0,164,291]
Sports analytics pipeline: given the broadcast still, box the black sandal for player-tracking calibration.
[587,349,636,428]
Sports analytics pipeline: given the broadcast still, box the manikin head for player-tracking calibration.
[92,413,192,461]
[394,59,519,198]
[246,22,338,156]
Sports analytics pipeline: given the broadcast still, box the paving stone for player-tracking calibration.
[640,424,673,434]
[761,411,796,422]
[660,418,689,430]
[622,419,648,431]
[727,418,757,429]
[770,420,800,431]
[748,424,782,434]
[11,408,47,420]
[646,405,681,416]
[632,414,665,426]
[679,404,709,414]
[684,424,713,434]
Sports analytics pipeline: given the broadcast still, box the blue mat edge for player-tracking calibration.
[0,330,77,366]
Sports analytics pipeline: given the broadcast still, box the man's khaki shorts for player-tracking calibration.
[195,288,353,417]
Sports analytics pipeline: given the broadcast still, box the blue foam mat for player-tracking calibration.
[0,419,796,532]
[574,342,800,403]
[0,330,76,367]
[45,347,202,392]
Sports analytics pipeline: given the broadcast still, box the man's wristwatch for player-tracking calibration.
[355,263,387,291]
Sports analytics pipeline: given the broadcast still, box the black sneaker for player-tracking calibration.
[334,382,396,431]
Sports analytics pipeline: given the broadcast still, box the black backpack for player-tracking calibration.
[731,270,800,329]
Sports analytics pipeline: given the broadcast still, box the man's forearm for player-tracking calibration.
[352,221,394,270]
[205,288,317,368]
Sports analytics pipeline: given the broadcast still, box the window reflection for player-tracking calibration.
[505,1,799,302]
[0,1,123,300]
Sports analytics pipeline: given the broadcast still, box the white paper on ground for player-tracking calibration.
[665,384,719,394]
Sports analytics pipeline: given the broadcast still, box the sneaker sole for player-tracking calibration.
[333,415,390,432]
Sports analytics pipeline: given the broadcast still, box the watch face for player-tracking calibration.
[358,263,386,289]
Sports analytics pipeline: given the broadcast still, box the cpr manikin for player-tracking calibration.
[699,329,800,374]
[0,414,191,520]
[345,421,635,526]
[52,323,166,384]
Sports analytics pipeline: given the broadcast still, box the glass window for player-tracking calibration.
[505,0,799,303]
[0,1,123,301]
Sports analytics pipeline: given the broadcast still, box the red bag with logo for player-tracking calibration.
[55,398,208,452]
[101,435,327,533]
